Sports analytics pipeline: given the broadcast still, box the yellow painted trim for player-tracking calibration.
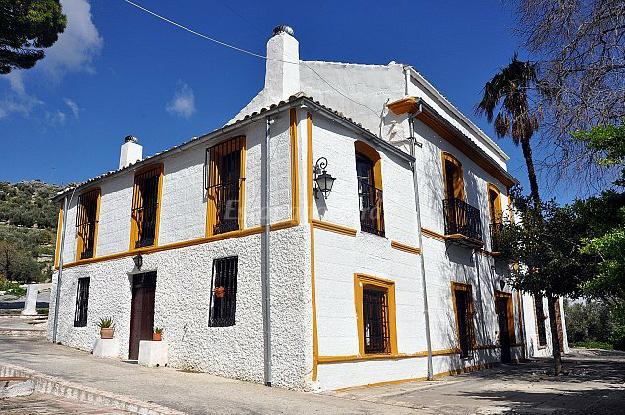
[421,227,446,241]
[269,219,299,231]
[441,151,465,200]
[390,240,421,255]
[75,187,101,262]
[387,96,420,115]
[451,281,476,350]
[129,163,164,250]
[311,219,357,237]
[330,362,498,391]
[239,139,247,231]
[57,220,301,270]
[354,273,398,356]
[307,112,314,224]
[290,108,301,225]
[487,183,503,224]
[54,202,64,268]
[318,348,459,364]
[495,290,516,344]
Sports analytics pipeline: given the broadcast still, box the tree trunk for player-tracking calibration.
[547,295,563,375]
[520,136,541,206]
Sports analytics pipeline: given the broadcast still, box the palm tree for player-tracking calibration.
[476,54,541,206]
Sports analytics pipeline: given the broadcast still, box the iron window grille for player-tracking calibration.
[131,167,161,248]
[443,198,483,241]
[358,180,385,237]
[363,286,390,354]
[205,137,245,235]
[208,256,238,327]
[74,277,90,327]
[490,221,504,252]
[75,189,99,259]
[535,296,548,346]
[454,286,475,358]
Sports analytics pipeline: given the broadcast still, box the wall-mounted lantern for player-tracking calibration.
[133,254,143,270]
[313,157,336,199]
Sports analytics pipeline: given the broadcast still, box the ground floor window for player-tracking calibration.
[452,282,475,358]
[74,277,90,327]
[535,296,548,346]
[209,256,238,327]
[354,274,397,356]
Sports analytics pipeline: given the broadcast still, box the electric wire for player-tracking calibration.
[121,0,379,116]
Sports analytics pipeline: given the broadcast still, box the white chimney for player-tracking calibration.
[264,25,300,101]
[119,135,143,169]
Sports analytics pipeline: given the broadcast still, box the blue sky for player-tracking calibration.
[0,0,564,199]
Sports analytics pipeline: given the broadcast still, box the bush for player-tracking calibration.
[565,299,625,351]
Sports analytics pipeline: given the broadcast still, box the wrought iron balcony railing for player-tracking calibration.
[442,198,483,242]
[490,222,504,252]
[359,181,385,237]
[209,179,242,235]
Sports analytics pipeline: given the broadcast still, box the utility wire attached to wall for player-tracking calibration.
[121,0,380,117]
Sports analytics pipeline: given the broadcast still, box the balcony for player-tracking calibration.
[490,222,504,253]
[442,198,483,247]
[359,181,385,237]
[209,179,242,235]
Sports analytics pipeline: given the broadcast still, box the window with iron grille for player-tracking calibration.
[356,153,385,237]
[535,296,548,346]
[205,137,245,236]
[208,256,238,327]
[74,277,90,327]
[363,286,390,354]
[75,189,99,260]
[453,285,475,358]
[131,166,161,248]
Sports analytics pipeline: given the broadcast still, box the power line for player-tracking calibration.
[121,0,379,116]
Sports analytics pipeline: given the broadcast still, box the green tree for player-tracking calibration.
[499,190,596,374]
[0,0,67,74]
[476,55,542,205]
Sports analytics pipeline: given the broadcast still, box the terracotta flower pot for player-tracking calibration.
[100,327,114,339]
[152,332,162,341]
[214,286,225,299]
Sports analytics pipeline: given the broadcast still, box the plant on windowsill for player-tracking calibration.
[213,286,225,299]
[97,317,115,339]
[153,327,164,341]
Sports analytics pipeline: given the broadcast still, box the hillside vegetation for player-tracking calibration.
[0,181,61,285]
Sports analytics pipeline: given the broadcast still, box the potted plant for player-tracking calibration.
[153,327,164,341]
[97,317,115,339]
[213,286,225,299]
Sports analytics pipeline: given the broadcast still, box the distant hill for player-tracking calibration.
[0,181,61,284]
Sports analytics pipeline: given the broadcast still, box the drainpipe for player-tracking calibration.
[52,188,75,343]
[408,107,434,380]
[261,116,273,386]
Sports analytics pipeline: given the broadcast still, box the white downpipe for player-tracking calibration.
[408,109,434,380]
[261,116,273,386]
[52,187,76,343]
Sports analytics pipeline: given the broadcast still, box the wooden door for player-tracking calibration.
[128,272,156,360]
[496,297,512,363]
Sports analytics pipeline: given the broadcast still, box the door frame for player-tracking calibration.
[495,291,515,363]
[128,270,157,360]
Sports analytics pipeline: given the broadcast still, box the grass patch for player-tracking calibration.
[0,280,26,297]
[571,340,614,350]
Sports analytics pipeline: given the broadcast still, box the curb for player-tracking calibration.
[0,362,186,415]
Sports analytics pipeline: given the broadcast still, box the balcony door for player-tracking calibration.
[355,141,385,237]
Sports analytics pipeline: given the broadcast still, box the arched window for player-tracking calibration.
[487,183,503,252]
[355,141,384,236]
[442,152,465,201]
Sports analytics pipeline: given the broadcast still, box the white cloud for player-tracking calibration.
[64,98,80,119]
[45,110,67,125]
[43,0,103,79]
[166,82,196,119]
[0,71,43,119]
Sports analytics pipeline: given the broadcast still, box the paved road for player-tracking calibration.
[0,392,131,414]
[0,335,623,414]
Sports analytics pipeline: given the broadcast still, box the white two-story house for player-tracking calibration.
[48,25,568,391]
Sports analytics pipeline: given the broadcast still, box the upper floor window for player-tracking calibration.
[487,184,503,252]
[131,165,163,249]
[355,141,384,237]
[206,137,246,236]
[441,152,482,242]
[208,256,238,327]
[75,188,100,260]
